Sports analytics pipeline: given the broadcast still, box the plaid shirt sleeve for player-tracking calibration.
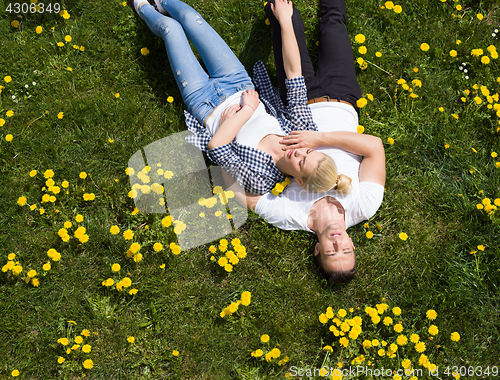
[208,144,285,195]
[253,61,317,134]
[183,110,212,152]
[285,77,317,132]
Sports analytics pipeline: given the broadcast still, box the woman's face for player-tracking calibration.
[281,148,324,186]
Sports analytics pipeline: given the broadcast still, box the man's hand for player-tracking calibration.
[279,130,324,150]
[271,0,294,23]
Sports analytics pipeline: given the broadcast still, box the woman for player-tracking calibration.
[129,0,351,195]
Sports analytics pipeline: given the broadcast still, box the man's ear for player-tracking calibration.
[314,242,320,256]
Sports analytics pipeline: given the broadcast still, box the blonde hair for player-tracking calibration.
[302,155,352,194]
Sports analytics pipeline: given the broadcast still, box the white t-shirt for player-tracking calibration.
[205,91,283,149]
[254,102,384,232]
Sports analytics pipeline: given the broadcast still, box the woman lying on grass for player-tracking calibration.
[128,0,352,195]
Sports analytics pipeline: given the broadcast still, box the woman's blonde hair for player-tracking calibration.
[302,155,352,194]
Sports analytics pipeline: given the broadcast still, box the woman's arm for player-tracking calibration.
[280,130,386,186]
[271,0,301,79]
[207,89,260,150]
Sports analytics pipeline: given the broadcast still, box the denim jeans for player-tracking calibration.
[265,0,361,112]
[139,0,254,124]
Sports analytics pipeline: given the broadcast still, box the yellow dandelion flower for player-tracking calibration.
[354,34,365,44]
[426,309,437,320]
[451,332,460,341]
[82,359,93,369]
[170,242,181,255]
[415,341,426,353]
[123,229,134,240]
[420,43,430,52]
[141,47,150,56]
[428,325,439,335]
[399,232,408,240]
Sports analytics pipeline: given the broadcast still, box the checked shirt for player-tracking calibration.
[184,60,318,195]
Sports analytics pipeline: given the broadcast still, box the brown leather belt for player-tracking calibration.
[307,96,354,108]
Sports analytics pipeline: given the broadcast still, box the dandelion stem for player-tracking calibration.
[21,114,44,135]
[364,60,392,75]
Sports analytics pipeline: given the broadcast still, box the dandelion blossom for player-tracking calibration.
[141,47,150,56]
[354,34,365,43]
[426,309,437,320]
[451,332,460,341]
[399,232,408,240]
[82,359,93,369]
[123,229,134,240]
[366,231,373,238]
[356,98,367,108]
[420,43,430,52]
[428,325,439,335]
[415,341,426,353]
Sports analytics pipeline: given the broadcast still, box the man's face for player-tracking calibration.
[315,224,355,273]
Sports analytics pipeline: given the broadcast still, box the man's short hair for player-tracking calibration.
[316,254,358,284]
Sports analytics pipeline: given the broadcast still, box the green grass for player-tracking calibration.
[1,0,499,378]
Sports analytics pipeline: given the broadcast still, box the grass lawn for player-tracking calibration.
[0,0,499,378]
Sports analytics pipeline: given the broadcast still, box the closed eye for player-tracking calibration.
[299,149,313,169]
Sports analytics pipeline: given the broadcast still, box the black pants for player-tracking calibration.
[265,0,362,112]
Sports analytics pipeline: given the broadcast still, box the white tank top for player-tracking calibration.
[205,91,283,149]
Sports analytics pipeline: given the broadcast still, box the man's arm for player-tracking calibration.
[221,169,263,210]
[271,0,301,79]
[280,130,386,186]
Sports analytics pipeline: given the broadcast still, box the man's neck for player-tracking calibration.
[307,196,346,234]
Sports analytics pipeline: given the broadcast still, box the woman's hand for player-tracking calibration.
[280,130,324,150]
[220,104,242,125]
[271,0,294,23]
[241,89,260,112]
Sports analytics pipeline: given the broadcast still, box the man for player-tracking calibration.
[230,0,386,283]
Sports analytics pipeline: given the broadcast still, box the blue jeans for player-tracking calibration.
[139,0,254,124]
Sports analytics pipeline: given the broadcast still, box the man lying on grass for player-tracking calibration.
[229,0,386,284]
